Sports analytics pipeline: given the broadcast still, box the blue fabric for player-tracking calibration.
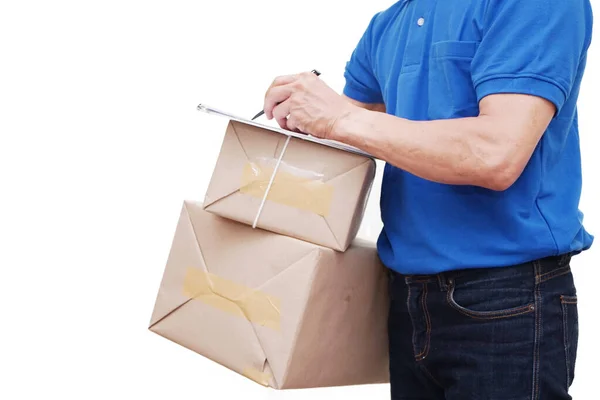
[343,0,594,274]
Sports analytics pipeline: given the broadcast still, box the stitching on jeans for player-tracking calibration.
[423,283,432,359]
[560,295,578,305]
[415,284,431,359]
[410,278,433,283]
[446,283,535,320]
[532,260,542,400]
[562,300,571,390]
[538,265,571,283]
[538,265,568,280]
[415,283,427,357]
[406,284,420,359]
[449,302,534,320]
[437,273,448,291]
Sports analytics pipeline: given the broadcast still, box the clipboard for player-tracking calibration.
[197,103,374,159]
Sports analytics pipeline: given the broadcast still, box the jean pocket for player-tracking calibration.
[560,295,578,387]
[446,276,535,320]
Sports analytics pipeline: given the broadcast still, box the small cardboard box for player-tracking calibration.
[149,201,389,389]
[200,107,376,251]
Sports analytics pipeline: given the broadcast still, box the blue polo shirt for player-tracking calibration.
[343,0,594,274]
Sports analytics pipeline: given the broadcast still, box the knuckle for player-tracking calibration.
[274,107,285,119]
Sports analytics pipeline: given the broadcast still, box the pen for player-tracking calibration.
[251,69,321,120]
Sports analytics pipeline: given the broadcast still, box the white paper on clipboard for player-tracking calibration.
[196,103,375,159]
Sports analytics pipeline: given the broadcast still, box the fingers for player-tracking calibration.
[269,74,298,90]
[272,101,302,133]
[264,71,317,119]
[286,114,304,133]
[264,71,318,131]
[272,101,291,129]
[272,101,291,121]
[264,85,294,119]
[276,116,288,130]
[286,115,297,132]
[263,75,298,121]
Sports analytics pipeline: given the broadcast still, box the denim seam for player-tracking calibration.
[538,266,571,283]
[410,278,433,283]
[437,273,448,291]
[561,300,571,391]
[415,284,431,360]
[560,295,578,305]
[449,303,534,320]
[532,260,543,400]
[407,284,420,359]
[446,282,535,320]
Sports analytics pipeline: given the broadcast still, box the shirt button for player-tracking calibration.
[417,17,425,26]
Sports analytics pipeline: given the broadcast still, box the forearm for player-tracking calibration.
[333,108,518,190]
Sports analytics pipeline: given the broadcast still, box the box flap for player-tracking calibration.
[149,203,206,328]
[282,239,389,389]
[150,202,322,388]
[323,159,376,250]
[202,122,250,209]
[203,121,374,250]
[185,203,322,387]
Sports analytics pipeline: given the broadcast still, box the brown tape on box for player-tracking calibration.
[240,161,334,217]
[183,267,281,331]
[242,368,272,387]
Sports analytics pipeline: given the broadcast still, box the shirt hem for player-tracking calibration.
[474,74,568,112]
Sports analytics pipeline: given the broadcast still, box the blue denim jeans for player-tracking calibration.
[387,254,579,399]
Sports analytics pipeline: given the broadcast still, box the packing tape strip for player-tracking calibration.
[241,140,334,221]
[183,267,281,331]
[242,367,272,387]
[251,135,291,228]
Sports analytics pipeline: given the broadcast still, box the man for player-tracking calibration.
[262,0,594,398]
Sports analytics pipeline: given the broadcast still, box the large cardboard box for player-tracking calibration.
[202,119,376,251]
[149,201,389,389]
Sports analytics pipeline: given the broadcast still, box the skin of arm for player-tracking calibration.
[263,72,555,191]
[342,94,386,113]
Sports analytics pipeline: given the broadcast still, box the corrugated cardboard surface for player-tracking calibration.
[203,121,376,251]
[149,201,389,389]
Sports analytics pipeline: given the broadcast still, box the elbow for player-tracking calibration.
[485,173,518,192]
[478,157,525,192]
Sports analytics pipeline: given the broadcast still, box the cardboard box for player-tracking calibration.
[202,119,376,251]
[149,201,389,389]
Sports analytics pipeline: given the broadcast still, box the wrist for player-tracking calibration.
[329,104,368,142]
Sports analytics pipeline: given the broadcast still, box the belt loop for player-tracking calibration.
[437,272,449,292]
[559,252,572,267]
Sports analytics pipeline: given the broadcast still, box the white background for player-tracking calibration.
[0,1,598,398]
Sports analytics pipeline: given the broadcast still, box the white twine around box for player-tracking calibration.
[252,135,292,229]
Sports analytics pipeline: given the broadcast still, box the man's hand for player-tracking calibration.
[262,73,554,191]
[263,72,358,139]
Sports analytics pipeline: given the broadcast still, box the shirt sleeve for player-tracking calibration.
[343,13,384,104]
[471,0,593,113]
